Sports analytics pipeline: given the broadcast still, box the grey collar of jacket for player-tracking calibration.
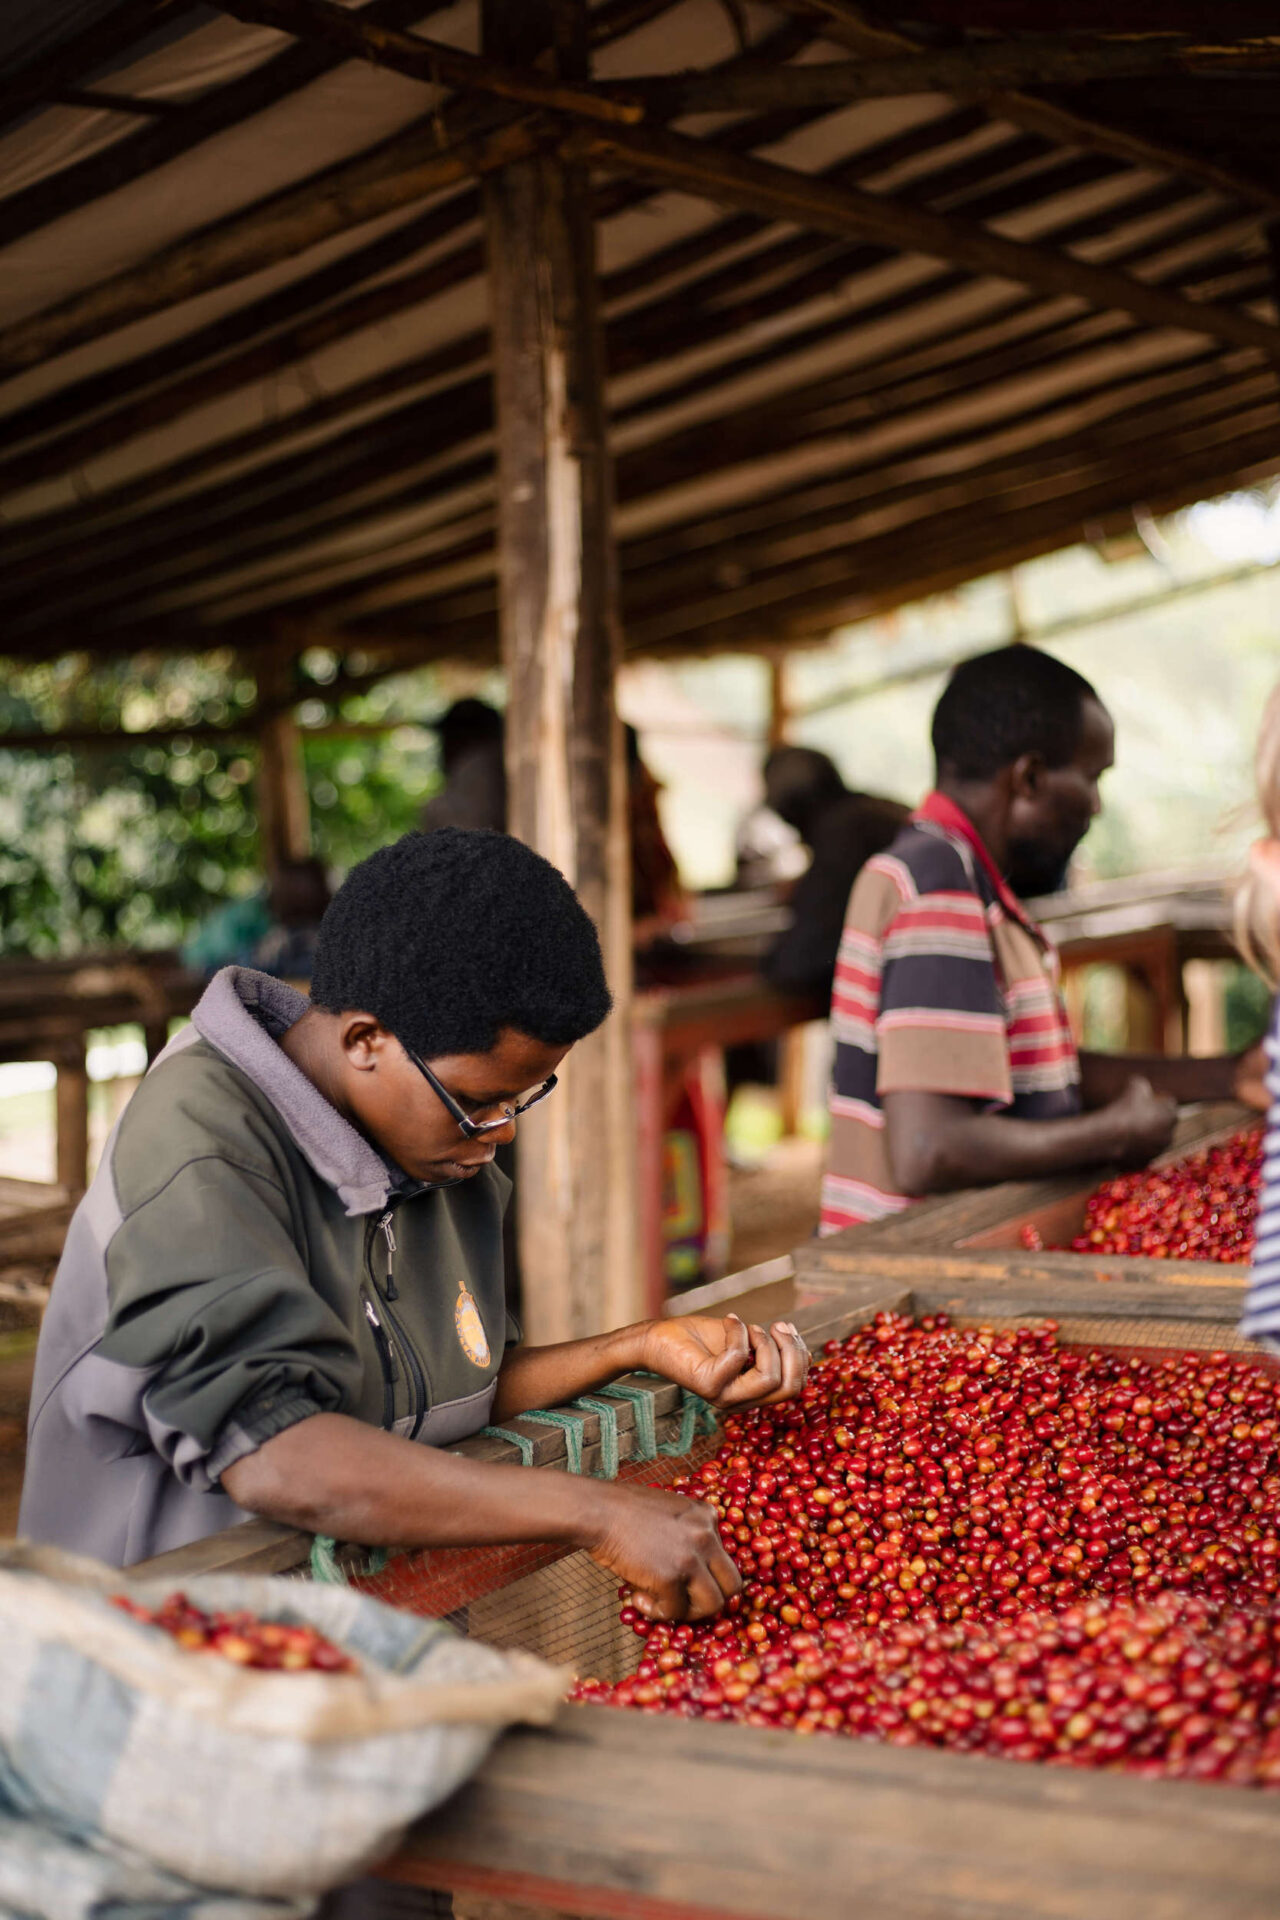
[190,967,400,1217]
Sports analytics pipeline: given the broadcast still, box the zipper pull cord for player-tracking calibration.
[381,1210,399,1300]
[364,1296,398,1378]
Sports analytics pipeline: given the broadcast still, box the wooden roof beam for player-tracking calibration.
[624,426,1280,654]
[0,0,465,254]
[566,120,1280,362]
[0,0,186,137]
[768,0,1280,217]
[882,3,1280,30]
[0,113,540,379]
[51,86,186,117]
[37,339,1255,637]
[621,35,1280,120]
[213,0,641,126]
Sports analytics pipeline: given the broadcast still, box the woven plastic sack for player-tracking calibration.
[0,1544,566,1899]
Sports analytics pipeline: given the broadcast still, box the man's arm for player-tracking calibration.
[1079,1047,1263,1109]
[222,1414,740,1622]
[882,1077,1178,1197]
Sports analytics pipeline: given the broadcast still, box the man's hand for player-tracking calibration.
[640,1312,809,1411]
[1102,1074,1178,1167]
[582,1480,741,1622]
[1234,1043,1270,1114]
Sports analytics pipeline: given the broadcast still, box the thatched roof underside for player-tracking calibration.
[3,0,1280,681]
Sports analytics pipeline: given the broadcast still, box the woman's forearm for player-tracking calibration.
[219,1409,743,1623]
[492,1322,652,1421]
[221,1410,609,1549]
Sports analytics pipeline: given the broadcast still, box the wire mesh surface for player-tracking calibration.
[952,1311,1269,1361]
[349,1435,722,1677]
[309,1313,1269,1683]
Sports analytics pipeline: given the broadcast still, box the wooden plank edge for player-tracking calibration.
[384,1701,1280,1918]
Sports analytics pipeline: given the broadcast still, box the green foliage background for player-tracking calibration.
[0,652,449,957]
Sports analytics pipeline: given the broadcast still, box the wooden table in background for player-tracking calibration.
[1035,872,1238,1053]
[632,970,824,1317]
[0,953,202,1202]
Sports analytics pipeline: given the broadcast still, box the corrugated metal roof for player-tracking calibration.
[1,0,1278,672]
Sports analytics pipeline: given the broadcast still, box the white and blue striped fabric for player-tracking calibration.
[1241,996,1280,1345]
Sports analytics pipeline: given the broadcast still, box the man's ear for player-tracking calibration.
[1009,751,1045,803]
[338,1012,390,1072]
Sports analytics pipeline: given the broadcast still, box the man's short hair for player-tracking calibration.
[763,746,845,831]
[310,828,612,1058]
[931,645,1102,783]
[437,698,503,773]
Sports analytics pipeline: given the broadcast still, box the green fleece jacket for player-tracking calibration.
[21,968,514,1566]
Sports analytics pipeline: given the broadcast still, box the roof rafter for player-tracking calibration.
[0,159,1239,609]
[619,34,1280,120]
[0,111,539,378]
[213,0,641,124]
[0,0,186,137]
[769,0,1280,216]
[566,119,1280,361]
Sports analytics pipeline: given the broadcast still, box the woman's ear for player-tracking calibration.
[338,1012,389,1072]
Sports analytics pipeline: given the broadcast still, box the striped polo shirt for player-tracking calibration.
[820,790,1081,1235]
[1239,997,1280,1347]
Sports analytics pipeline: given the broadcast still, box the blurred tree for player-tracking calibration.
[0,651,452,957]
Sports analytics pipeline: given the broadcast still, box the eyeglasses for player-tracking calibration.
[403,1046,558,1139]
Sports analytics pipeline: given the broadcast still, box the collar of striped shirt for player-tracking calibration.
[913,790,1046,941]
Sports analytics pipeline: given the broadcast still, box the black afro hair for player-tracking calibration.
[931,645,1103,785]
[309,828,613,1058]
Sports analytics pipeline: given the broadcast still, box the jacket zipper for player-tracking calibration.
[362,1295,397,1431]
[369,1207,430,1440]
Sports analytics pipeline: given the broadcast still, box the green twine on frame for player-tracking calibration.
[309,1536,388,1585]
[572,1395,621,1479]
[309,1388,717,1584]
[480,1423,536,1464]
[598,1376,718,1458]
[518,1407,588,1474]
[596,1377,660,1458]
[665,1388,718,1455]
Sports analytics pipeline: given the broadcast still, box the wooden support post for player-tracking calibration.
[253,641,311,887]
[54,1038,90,1197]
[766,649,789,750]
[484,0,639,1343]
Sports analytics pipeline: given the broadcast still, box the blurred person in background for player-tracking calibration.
[628,725,692,953]
[252,857,331,983]
[182,856,331,984]
[420,698,507,834]
[760,745,909,1000]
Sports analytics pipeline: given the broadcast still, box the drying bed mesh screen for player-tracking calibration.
[351,1436,722,1677]
[951,1312,1266,1362]
[321,1314,1260,1674]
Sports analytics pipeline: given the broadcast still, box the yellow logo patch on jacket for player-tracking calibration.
[455,1281,491,1368]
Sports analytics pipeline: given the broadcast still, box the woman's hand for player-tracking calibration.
[1235,1042,1271,1113]
[582,1480,741,1622]
[639,1312,809,1411]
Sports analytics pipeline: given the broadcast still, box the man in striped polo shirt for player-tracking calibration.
[823,646,1254,1235]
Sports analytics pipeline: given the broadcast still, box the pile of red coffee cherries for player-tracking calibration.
[1020,1128,1261,1263]
[112,1591,356,1672]
[575,1312,1280,1783]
